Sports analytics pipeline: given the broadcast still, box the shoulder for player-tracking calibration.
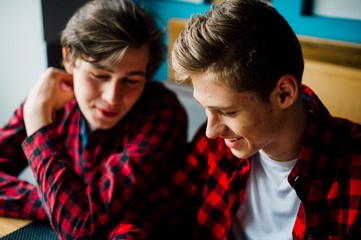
[134,81,187,118]
[141,81,181,105]
[326,118,361,179]
[53,99,79,125]
[329,117,361,152]
[332,118,361,138]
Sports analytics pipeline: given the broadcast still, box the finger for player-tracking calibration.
[53,87,75,111]
[51,68,73,91]
[60,79,73,91]
[63,90,75,101]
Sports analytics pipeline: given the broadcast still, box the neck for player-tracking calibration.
[263,97,309,161]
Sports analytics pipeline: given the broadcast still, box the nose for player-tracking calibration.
[102,80,122,105]
[205,109,225,139]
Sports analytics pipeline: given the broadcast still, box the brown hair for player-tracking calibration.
[61,0,165,78]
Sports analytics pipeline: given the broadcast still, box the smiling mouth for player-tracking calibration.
[227,136,242,142]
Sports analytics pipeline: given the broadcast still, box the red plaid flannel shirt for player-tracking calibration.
[168,85,361,239]
[0,81,188,239]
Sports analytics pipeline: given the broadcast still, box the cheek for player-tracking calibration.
[230,115,266,139]
[249,114,273,137]
[125,86,145,104]
[74,78,99,101]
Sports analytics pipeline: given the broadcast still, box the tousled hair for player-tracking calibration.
[61,0,165,79]
[171,0,304,100]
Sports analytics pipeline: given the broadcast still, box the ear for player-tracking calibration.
[274,74,299,109]
[62,47,74,74]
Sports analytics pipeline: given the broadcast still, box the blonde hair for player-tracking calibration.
[171,0,303,100]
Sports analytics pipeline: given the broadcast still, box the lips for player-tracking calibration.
[99,108,118,118]
[228,136,242,142]
[224,136,243,148]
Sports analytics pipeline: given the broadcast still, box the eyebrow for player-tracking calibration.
[91,63,113,72]
[193,95,234,111]
[126,71,146,77]
[91,63,146,77]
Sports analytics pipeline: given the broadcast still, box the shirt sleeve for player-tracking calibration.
[108,205,150,240]
[22,94,188,239]
[0,105,47,221]
[136,122,209,239]
[108,223,146,240]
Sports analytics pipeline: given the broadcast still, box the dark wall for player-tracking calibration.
[42,0,89,68]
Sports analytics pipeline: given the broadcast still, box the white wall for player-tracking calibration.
[313,0,361,21]
[0,0,47,125]
[165,82,207,141]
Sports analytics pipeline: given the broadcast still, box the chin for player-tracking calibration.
[231,148,255,159]
[96,122,118,130]
[88,118,119,130]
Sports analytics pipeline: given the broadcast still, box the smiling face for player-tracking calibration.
[64,44,150,130]
[191,72,287,159]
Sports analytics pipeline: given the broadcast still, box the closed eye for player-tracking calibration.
[193,95,237,117]
[90,73,109,81]
[123,78,141,84]
[219,111,237,117]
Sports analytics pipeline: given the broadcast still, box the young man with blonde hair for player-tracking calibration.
[171,0,361,239]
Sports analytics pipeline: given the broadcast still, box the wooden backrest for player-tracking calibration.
[299,36,361,123]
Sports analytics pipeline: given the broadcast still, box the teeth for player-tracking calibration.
[228,137,241,142]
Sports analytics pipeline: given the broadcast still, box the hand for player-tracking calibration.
[24,67,75,136]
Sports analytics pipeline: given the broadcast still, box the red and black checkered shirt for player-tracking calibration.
[165,85,361,239]
[0,81,188,239]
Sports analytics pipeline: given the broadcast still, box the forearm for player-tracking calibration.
[21,96,189,238]
[0,171,47,221]
[108,208,150,240]
[109,224,147,240]
[23,67,74,137]
[22,125,158,239]
[0,106,47,221]
[22,126,95,238]
[23,108,52,137]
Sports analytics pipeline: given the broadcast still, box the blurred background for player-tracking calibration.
[0,0,46,125]
[1,0,361,133]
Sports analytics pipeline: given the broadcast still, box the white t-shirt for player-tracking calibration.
[231,150,300,240]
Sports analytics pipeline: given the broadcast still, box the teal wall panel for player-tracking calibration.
[136,0,361,80]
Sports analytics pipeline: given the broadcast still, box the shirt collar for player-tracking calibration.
[291,85,333,187]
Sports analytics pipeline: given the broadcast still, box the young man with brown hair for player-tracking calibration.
[0,0,187,239]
